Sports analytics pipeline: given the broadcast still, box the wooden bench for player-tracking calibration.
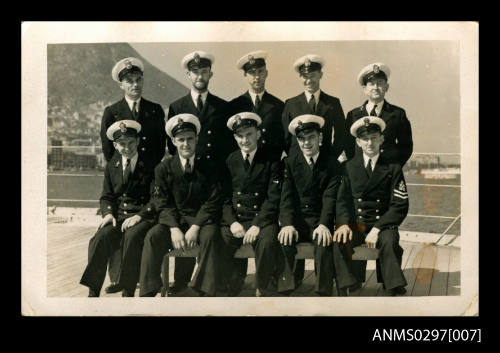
[160,243,378,296]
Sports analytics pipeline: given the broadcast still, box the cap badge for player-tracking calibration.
[194,53,201,64]
[119,122,127,132]
[363,117,371,126]
[297,120,303,128]
[304,58,311,67]
[177,118,184,127]
[124,59,133,70]
[234,115,242,124]
[373,64,380,73]
[248,55,255,65]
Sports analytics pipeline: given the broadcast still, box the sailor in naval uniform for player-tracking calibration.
[334,116,409,296]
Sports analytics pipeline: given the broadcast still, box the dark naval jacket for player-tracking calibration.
[336,153,409,230]
[229,91,285,161]
[345,100,413,166]
[221,148,283,228]
[100,153,156,223]
[151,153,222,229]
[281,91,348,159]
[100,97,167,168]
[279,151,343,229]
[166,93,236,166]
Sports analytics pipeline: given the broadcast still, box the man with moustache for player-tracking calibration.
[164,51,235,295]
[344,63,413,166]
[281,54,349,287]
[99,57,167,294]
[139,114,222,297]
[277,115,357,296]
[229,51,285,162]
[281,54,348,160]
[220,112,283,297]
[334,116,409,296]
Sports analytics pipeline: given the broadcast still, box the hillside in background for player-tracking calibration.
[47,43,188,145]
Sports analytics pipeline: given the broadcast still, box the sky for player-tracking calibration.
[130,40,460,154]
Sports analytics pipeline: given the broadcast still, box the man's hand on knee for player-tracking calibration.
[170,227,186,250]
[278,226,298,246]
[185,224,200,248]
[333,224,352,244]
[313,224,332,247]
[243,225,260,245]
[365,227,380,248]
[230,222,245,239]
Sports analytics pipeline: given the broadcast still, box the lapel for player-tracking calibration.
[257,91,274,116]
[244,149,266,189]
[297,92,310,112]
[136,98,148,122]
[354,101,369,120]
[202,92,216,120]
[362,155,390,196]
[315,91,329,117]
[181,94,199,116]
[124,156,146,192]
[111,155,125,191]
[296,152,314,191]
[378,100,395,124]
[350,153,370,193]
[118,98,134,120]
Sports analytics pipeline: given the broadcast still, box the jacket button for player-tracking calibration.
[357,208,362,212]
[262,128,266,132]
[305,204,309,208]
[253,205,257,209]
[359,216,362,219]
[262,140,266,144]
[376,216,380,219]
[358,198,362,202]
[376,209,379,213]
[206,155,211,159]
[207,130,212,135]
[142,147,146,151]
[143,136,146,140]
[123,194,127,197]
[124,203,127,207]
[124,211,128,214]
[237,204,241,207]
[107,206,111,209]
[237,191,241,195]
[377,199,380,202]
[147,208,151,212]
[255,192,259,196]
[207,143,211,147]
[238,214,242,217]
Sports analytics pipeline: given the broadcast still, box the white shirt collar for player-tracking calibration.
[303,151,320,165]
[124,96,141,112]
[366,100,384,116]
[241,147,258,165]
[248,90,265,106]
[190,90,208,107]
[122,152,139,173]
[304,89,321,104]
[179,154,195,171]
[363,153,380,170]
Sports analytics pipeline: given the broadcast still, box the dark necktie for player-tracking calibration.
[309,157,315,170]
[185,159,192,174]
[369,104,378,116]
[123,159,132,184]
[308,95,316,113]
[244,153,251,171]
[132,101,138,120]
[197,95,204,113]
[254,95,261,112]
[366,159,373,178]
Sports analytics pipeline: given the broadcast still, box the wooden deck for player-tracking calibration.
[47,222,460,298]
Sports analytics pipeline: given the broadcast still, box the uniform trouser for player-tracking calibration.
[220,222,280,291]
[277,220,357,295]
[108,249,121,283]
[80,220,154,295]
[139,223,221,296]
[348,225,407,290]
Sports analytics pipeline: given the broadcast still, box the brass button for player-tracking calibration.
[206,155,211,159]
[107,206,111,209]
[305,205,309,208]
[376,216,380,219]
[207,143,211,147]
[254,192,259,196]
[208,130,212,135]
[377,199,380,202]
[376,209,379,213]
[147,208,151,212]
[124,203,127,207]
[142,136,146,140]
[262,128,266,132]
[238,214,242,217]
[359,216,362,219]
[262,140,266,144]
[141,147,146,151]
[124,211,128,214]
[358,208,362,212]
[253,205,257,209]
[237,191,241,195]
[358,198,362,202]
[237,203,241,207]
[123,194,127,197]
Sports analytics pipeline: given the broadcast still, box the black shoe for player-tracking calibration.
[88,289,99,297]
[105,283,123,294]
[318,292,332,297]
[348,282,362,295]
[388,286,407,296]
[166,282,188,295]
[227,277,245,297]
[337,287,348,296]
[294,279,303,290]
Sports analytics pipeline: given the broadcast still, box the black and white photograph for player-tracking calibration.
[21,21,478,316]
